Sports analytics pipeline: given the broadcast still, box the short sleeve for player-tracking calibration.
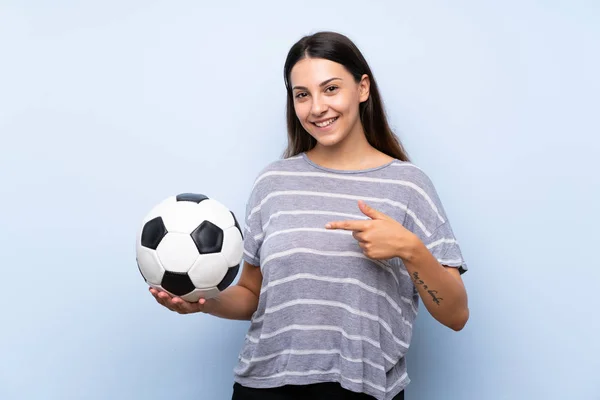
[242,180,265,267]
[423,220,467,274]
[402,168,468,274]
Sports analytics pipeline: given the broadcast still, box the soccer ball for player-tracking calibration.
[136,193,243,301]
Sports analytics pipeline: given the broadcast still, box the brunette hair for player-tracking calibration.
[282,31,410,161]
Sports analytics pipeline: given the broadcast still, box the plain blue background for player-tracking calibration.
[1,1,598,399]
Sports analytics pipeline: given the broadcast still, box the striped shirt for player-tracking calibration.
[233,153,467,400]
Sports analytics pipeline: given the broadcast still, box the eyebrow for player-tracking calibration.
[292,77,342,91]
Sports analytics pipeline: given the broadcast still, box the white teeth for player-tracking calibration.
[315,117,337,127]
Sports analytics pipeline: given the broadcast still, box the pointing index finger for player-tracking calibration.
[325,220,367,231]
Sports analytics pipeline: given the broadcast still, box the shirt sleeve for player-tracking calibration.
[242,179,265,267]
[402,168,468,274]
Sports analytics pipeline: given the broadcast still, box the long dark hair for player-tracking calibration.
[282,31,410,162]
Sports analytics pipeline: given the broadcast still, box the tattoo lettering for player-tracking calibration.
[426,289,443,305]
[411,272,444,305]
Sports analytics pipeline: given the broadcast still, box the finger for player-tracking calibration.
[157,291,171,301]
[352,231,367,242]
[170,297,187,313]
[325,220,367,231]
[149,288,162,299]
[358,200,390,220]
[155,296,175,311]
[173,297,202,314]
[156,291,178,311]
[158,297,176,311]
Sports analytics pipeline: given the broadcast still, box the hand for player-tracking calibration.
[325,200,419,261]
[149,287,208,314]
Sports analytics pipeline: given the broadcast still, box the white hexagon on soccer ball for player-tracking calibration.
[188,253,230,289]
[221,226,244,266]
[196,199,235,230]
[159,200,203,233]
[136,246,165,286]
[155,232,200,273]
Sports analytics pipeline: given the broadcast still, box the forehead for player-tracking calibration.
[290,58,349,87]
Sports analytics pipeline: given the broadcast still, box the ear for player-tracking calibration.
[358,74,370,103]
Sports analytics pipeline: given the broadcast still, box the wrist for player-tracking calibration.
[200,297,218,315]
[397,233,426,263]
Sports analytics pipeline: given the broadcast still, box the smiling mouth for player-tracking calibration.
[312,117,339,128]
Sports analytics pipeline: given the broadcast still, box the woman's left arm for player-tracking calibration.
[326,200,469,331]
[401,241,469,331]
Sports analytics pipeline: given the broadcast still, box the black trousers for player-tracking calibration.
[232,382,404,400]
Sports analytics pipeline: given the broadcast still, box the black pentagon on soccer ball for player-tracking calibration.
[190,220,223,254]
[141,216,167,250]
[217,264,240,291]
[161,271,196,296]
[176,193,209,203]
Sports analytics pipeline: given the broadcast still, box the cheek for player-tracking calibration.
[294,102,310,122]
[331,95,357,115]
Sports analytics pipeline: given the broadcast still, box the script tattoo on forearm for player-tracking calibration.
[411,272,443,305]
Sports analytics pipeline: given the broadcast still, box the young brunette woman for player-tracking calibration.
[150,31,469,400]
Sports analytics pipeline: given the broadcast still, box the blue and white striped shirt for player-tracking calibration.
[233,152,467,400]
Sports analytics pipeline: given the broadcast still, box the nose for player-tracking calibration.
[310,94,328,116]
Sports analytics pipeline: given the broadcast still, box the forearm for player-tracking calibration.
[402,240,469,331]
[202,284,259,321]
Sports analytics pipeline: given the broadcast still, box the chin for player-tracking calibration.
[315,136,345,148]
[306,128,348,148]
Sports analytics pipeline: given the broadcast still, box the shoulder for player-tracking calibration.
[387,160,437,192]
[386,160,447,225]
[246,154,306,196]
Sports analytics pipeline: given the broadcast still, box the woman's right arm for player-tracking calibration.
[150,261,262,320]
[202,261,262,320]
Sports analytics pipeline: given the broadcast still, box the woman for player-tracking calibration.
[150,31,469,400]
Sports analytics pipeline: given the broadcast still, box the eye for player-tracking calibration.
[294,92,307,99]
[325,85,339,93]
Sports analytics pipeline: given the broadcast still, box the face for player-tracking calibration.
[290,57,370,149]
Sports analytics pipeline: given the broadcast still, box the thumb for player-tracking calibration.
[358,200,389,220]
